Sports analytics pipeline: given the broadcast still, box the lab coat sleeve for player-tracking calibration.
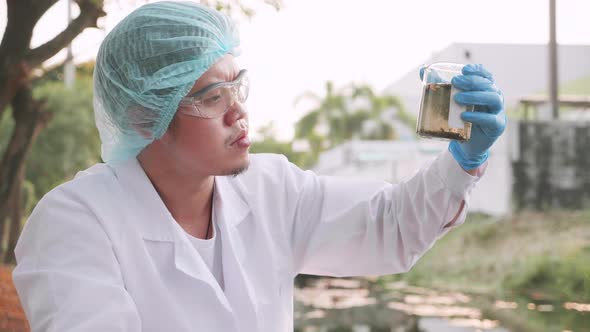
[12,187,142,332]
[288,150,483,277]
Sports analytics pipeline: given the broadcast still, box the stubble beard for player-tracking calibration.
[221,160,250,177]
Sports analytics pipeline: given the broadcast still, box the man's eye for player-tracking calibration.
[202,94,222,106]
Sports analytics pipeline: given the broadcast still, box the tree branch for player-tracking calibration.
[1,0,60,54]
[26,0,105,67]
[31,0,61,23]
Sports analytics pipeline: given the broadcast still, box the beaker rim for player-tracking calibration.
[424,62,465,73]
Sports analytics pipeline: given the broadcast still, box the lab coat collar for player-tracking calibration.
[110,158,250,242]
[213,174,250,228]
[110,158,255,319]
[214,176,259,330]
[110,158,176,242]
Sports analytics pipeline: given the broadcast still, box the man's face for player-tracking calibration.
[160,54,250,177]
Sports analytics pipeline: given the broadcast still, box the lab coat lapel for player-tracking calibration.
[170,226,232,312]
[110,158,232,312]
[214,176,260,329]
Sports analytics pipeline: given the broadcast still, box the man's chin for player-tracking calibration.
[220,158,250,177]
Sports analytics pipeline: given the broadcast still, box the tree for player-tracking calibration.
[0,65,102,263]
[0,0,106,264]
[294,81,411,167]
[348,84,407,140]
[0,0,282,264]
[249,121,311,168]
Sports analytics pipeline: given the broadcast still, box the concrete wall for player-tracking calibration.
[512,121,590,210]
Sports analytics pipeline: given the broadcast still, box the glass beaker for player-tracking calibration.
[416,62,474,141]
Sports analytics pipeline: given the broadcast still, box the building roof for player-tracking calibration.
[385,43,590,115]
[520,95,590,108]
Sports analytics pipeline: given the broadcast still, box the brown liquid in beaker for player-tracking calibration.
[416,83,471,141]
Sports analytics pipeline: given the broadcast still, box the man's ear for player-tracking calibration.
[127,105,159,140]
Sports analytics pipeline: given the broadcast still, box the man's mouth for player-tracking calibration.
[230,129,250,147]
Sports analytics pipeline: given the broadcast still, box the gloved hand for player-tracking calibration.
[420,64,506,171]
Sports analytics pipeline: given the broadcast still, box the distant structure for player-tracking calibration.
[313,43,590,216]
[386,43,590,119]
[312,135,513,217]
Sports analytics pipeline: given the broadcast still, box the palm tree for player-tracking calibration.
[294,81,412,167]
[294,81,348,147]
[347,84,403,140]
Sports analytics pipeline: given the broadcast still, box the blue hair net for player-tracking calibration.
[93,1,240,164]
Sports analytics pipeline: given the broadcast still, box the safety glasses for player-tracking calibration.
[178,69,249,119]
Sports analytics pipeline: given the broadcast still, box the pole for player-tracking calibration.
[64,0,75,88]
[549,0,558,119]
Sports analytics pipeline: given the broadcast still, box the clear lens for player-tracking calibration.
[179,70,249,118]
[238,75,249,102]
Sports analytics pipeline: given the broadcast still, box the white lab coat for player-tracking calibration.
[13,151,481,332]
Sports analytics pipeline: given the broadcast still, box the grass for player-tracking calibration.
[380,210,590,331]
[502,246,590,301]
[393,210,590,302]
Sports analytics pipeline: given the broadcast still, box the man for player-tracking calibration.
[13,1,506,331]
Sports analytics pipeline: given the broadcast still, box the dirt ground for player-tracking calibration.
[0,266,29,332]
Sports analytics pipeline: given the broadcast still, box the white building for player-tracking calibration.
[312,133,513,217]
[386,43,590,119]
[312,43,590,216]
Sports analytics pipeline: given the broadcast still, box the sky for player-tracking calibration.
[1,0,590,140]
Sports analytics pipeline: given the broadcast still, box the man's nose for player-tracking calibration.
[223,101,247,126]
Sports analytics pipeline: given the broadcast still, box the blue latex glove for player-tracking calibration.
[420,64,506,171]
